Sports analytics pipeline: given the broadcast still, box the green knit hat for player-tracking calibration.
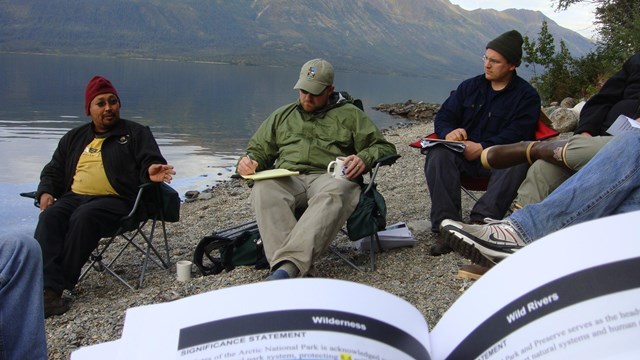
[486,30,523,67]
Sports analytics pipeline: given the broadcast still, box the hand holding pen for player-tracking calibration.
[238,154,258,176]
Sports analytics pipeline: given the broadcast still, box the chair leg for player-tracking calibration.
[461,186,480,202]
[101,264,136,290]
[78,239,137,290]
[329,246,365,272]
[160,219,172,266]
[370,233,384,271]
[78,220,172,290]
[136,219,172,288]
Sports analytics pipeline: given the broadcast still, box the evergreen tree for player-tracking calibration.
[522,20,557,103]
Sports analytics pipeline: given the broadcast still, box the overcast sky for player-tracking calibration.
[448,0,598,39]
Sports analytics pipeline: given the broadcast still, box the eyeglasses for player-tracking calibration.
[482,55,503,66]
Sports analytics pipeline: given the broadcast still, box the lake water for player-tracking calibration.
[0,53,459,233]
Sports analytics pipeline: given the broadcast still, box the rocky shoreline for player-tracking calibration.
[44,105,485,359]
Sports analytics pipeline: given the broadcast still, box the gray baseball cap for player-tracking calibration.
[293,58,334,95]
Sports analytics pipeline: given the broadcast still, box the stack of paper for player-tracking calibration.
[356,222,417,252]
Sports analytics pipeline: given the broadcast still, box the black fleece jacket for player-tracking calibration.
[577,52,640,135]
[37,118,166,201]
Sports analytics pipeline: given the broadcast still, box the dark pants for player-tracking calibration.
[424,146,529,232]
[34,193,132,292]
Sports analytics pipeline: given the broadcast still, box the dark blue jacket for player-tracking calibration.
[576,52,640,135]
[435,73,540,149]
[37,119,166,201]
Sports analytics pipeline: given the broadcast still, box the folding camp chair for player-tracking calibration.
[217,154,400,274]
[414,111,560,202]
[21,182,180,290]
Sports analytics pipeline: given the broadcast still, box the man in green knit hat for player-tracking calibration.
[424,30,541,259]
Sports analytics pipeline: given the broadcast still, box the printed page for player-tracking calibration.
[430,211,640,359]
[240,168,299,180]
[606,114,640,135]
[88,278,431,359]
[70,340,120,360]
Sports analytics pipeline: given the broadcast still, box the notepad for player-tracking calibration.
[240,168,299,180]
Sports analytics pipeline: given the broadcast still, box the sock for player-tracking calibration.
[279,261,300,278]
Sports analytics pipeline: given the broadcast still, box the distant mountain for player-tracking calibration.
[0,0,594,80]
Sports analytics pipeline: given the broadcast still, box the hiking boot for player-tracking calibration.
[440,218,526,265]
[44,288,70,318]
[429,235,452,256]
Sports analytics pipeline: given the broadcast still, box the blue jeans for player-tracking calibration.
[511,131,640,243]
[0,232,47,360]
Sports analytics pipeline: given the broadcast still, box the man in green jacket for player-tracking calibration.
[237,58,397,280]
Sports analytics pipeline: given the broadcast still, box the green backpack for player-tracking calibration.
[346,182,387,241]
[193,221,269,275]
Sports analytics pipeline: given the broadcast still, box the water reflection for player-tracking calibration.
[0,53,458,232]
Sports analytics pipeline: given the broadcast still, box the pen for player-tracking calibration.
[246,154,256,174]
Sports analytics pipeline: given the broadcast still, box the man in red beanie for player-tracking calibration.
[423,29,540,258]
[34,76,175,317]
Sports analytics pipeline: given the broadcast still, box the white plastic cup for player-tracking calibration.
[176,260,192,281]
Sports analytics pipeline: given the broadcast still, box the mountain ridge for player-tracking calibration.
[0,0,594,80]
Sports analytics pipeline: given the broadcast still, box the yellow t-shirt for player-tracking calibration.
[71,137,119,195]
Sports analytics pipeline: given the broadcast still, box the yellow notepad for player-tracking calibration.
[241,168,300,180]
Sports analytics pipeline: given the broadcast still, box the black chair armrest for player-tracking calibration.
[372,154,401,168]
[19,191,37,199]
[20,191,40,208]
[365,154,401,194]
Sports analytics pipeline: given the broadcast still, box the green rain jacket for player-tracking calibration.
[246,92,397,174]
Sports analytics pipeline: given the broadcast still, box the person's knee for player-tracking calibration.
[317,180,360,206]
[68,207,96,226]
[2,232,42,263]
[37,207,64,227]
[424,147,459,176]
[565,135,611,170]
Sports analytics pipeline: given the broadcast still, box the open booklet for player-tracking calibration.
[72,211,640,360]
[409,137,466,153]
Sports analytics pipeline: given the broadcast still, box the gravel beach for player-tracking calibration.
[44,113,485,359]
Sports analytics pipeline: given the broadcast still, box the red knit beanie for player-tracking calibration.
[85,76,120,115]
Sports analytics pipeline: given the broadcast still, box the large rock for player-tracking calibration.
[560,97,577,108]
[549,107,578,133]
[373,100,440,122]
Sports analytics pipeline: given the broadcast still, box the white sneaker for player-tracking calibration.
[440,218,526,263]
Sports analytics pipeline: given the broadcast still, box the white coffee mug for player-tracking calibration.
[327,156,348,179]
[176,260,192,281]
